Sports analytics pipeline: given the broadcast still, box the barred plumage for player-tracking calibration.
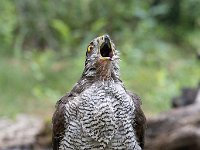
[52,35,146,150]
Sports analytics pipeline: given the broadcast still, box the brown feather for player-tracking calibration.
[128,91,146,148]
[52,93,72,150]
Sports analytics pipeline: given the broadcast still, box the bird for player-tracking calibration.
[52,34,146,150]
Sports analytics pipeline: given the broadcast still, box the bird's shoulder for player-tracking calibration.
[127,91,145,125]
[52,92,75,150]
[127,91,146,149]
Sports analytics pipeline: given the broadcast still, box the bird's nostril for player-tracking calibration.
[104,35,110,41]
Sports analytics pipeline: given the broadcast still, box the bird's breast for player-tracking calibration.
[60,81,141,149]
[77,81,136,148]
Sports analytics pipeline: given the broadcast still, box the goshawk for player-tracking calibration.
[52,34,146,150]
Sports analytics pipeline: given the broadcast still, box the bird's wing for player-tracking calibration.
[52,93,72,150]
[127,91,146,149]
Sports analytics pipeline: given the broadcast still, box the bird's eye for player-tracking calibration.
[87,45,93,53]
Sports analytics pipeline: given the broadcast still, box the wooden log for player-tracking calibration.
[145,103,200,150]
[0,115,44,150]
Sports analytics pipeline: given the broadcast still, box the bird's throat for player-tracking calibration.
[96,59,112,80]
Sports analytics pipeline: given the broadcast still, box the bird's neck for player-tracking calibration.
[81,59,121,87]
[70,75,122,98]
[95,59,112,81]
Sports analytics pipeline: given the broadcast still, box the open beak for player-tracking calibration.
[100,36,114,60]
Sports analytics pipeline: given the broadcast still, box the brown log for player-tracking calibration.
[145,103,200,150]
[0,115,46,150]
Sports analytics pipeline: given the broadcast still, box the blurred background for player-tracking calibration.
[0,0,200,149]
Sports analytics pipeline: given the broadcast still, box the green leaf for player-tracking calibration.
[51,19,71,40]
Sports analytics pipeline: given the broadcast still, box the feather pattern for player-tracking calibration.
[54,81,143,150]
[52,35,146,150]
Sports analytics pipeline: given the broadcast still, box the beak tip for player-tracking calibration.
[105,34,110,38]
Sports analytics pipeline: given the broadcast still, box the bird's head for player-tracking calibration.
[83,34,120,80]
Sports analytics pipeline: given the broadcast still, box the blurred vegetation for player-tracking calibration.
[0,0,199,117]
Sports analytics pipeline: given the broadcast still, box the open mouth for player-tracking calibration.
[100,38,113,59]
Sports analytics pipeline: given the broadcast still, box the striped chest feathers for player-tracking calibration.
[66,82,135,136]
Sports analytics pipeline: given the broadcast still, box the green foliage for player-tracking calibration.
[0,0,200,117]
[0,0,199,53]
[0,0,16,53]
[121,47,200,114]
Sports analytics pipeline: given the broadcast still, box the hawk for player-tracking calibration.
[52,34,146,150]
